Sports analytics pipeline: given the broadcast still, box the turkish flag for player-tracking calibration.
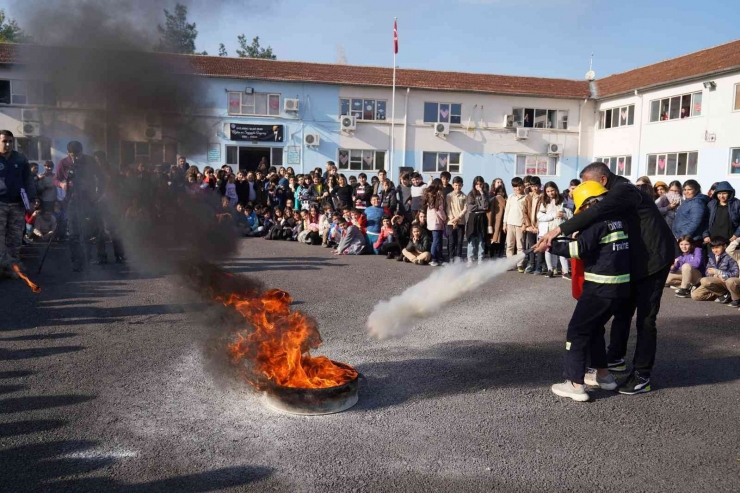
[393,19,398,54]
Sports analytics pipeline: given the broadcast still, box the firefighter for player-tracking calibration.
[548,181,631,402]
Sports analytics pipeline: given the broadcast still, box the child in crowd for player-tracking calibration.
[424,179,447,266]
[691,236,740,305]
[669,235,704,298]
[266,184,284,211]
[260,208,274,237]
[365,194,385,250]
[243,204,264,237]
[402,224,432,265]
[334,217,366,255]
[353,173,373,210]
[548,181,629,401]
[537,181,573,278]
[446,176,467,262]
[325,211,342,248]
[410,173,427,214]
[465,176,489,266]
[265,208,284,240]
[300,206,322,245]
[290,210,303,240]
[383,215,410,261]
[379,179,398,215]
[522,176,545,274]
[32,207,57,241]
[297,175,316,210]
[351,208,367,233]
[373,216,394,255]
[24,199,42,242]
[396,172,413,221]
[225,175,238,207]
[504,177,527,270]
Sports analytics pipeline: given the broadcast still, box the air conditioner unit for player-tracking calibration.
[340,115,356,132]
[21,122,40,137]
[516,128,530,140]
[284,98,299,112]
[547,143,562,156]
[434,122,450,136]
[504,114,514,128]
[304,133,320,146]
[144,126,162,140]
[22,108,40,122]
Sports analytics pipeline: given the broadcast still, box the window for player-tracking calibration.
[649,91,702,122]
[0,79,55,106]
[15,137,52,162]
[598,104,635,129]
[646,151,698,176]
[225,146,283,169]
[337,149,385,171]
[596,156,632,177]
[227,92,280,116]
[422,152,461,173]
[120,141,177,166]
[734,84,740,111]
[729,148,740,175]
[512,108,568,129]
[423,102,461,124]
[339,98,387,121]
[515,155,558,176]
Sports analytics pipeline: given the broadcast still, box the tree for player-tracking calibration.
[156,3,198,54]
[218,43,227,57]
[236,35,276,60]
[0,9,30,43]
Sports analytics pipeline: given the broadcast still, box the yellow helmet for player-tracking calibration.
[573,181,608,213]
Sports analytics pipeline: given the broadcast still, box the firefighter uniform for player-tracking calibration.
[550,194,630,385]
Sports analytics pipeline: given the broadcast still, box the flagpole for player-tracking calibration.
[390,17,397,182]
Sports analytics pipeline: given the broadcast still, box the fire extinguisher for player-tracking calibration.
[571,258,585,300]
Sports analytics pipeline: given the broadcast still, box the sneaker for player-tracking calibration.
[729,299,740,308]
[618,372,651,395]
[524,266,535,274]
[716,292,731,304]
[467,260,474,268]
[551,381,590,402]
[607,358,627,372]
[675,288,691,298]
[669,285,678,290]
[429,260,439,267]
[584,370,618,390]
[547,270,554,278]
[562,272,572,281]
[386,252,395,259]
[517,267,525,273]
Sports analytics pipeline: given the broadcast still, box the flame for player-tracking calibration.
[12,265,41,294]
[223,288,357,389]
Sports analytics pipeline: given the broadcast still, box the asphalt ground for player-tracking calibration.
[1,238,739,492]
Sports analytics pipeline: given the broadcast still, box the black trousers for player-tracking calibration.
[446,224,464,259]
[607,265,670,377]
[379,241,402,256]
[524,231,544,270]
[565,294,627,384]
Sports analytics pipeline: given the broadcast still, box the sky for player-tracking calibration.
[5,0,740,80]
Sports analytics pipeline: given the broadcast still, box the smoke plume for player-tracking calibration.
[367,256,522,339]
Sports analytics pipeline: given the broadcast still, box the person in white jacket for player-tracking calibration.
[537,182,573,278]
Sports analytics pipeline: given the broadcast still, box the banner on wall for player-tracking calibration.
[229,123,284,142]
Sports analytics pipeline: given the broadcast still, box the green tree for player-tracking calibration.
[236,35,276,60]
[156,3,198,54]
[218,43,227,57]
[0,9,30,43]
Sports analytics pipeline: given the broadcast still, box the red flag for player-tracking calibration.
[393,19,398,54]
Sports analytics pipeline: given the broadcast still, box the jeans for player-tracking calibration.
[431,230,443,262]
[524,231,544,271]
[467,234,484,261]
[607,265,670,377]
[446,224,464,259]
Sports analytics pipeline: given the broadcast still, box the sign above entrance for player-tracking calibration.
[229,123,284,142]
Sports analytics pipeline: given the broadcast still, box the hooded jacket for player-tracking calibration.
[559,174,677,280]
[672,193,710,241]
[703,181,740,239]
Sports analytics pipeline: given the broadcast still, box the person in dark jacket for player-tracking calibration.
[703,181,740,243]
[402,224,431,264]
[0,130,37,278]
[672,179,710,241]
[536,162,677,395]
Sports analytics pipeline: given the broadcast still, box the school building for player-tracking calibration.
[1,39,740,190]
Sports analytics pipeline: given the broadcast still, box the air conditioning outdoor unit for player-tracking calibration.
[304,133,320,146]
[516,128,530,140]
[144,126,162,140]
[547,143,562,156]
[21,122,40,137]
[434,122,450,137]
[22,108,40,122]
[340,115,357,132]
[284,98,299,112]
[503,114,514,128]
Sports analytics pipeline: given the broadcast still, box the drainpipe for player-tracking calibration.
[401,87,410,176]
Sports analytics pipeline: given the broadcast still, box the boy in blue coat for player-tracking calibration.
[691,236,740,304]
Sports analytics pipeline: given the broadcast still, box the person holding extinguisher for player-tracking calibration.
[536,162,677,395]
[548,182,631,402]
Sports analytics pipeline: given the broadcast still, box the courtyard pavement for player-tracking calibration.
[1,238,739,492]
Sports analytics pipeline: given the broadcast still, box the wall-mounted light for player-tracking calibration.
[703,81,716,90]
[244,87,254,94]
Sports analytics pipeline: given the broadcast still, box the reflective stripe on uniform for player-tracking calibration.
[569,241,580,259]
[584,272,630,284]
[599,231,629,244]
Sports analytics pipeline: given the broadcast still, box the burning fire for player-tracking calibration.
[223,288,357,389]
[12,265,41,294]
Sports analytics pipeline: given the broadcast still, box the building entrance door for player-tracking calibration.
[238,147,271,172]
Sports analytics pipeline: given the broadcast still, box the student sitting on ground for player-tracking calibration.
[32,208,57,241]
[691,236,740,305]
[380,214,410,261]
[365,194,385,251]
[333,217,366,255]
[402,224,432,265]
[669,235,704,298]
[243,203,264,237]
[373,216,394,255]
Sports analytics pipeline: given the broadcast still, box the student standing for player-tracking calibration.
[503,177,527,271]
[446,176,467,262]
